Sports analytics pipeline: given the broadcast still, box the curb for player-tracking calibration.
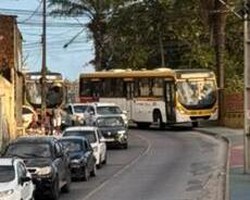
[195,128,231,200]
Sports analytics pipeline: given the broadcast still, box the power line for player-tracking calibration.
[19,0,43,23]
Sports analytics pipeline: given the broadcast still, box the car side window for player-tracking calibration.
[97,129,103,139]
[69,106,74,114]
[54,142,62,157]
[17,162,27,179]
[88,106,95,114]
[84,140,92,151]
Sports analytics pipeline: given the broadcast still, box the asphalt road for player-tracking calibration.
[58,127,227,200]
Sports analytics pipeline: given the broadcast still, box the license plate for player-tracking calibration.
[105,138,115,142]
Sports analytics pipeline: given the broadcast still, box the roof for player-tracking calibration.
[10,136,57,144]
[25,71,62,76]
[79,68,215,80]
[89,102,118,107]
[0,158,21,166]
[96,115,123,119]
[67,103,90,107]
[64,126,97,132]
[80,68,175,79]
[59,136,87,142]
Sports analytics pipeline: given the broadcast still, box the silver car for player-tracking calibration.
[84,102,128,126]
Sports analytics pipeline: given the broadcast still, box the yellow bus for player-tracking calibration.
[79,68,218,128]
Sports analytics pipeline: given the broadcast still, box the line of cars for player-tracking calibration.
[62,102,129,149]
[0,102,129,200]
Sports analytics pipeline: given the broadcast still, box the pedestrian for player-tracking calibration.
[52,105,62,135]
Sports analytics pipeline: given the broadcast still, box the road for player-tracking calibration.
[59,127,227,200]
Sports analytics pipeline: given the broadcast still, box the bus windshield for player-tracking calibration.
[177,80,216,109]
[26,81,64,109]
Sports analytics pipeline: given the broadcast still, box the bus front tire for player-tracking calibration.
[192,121,198,127]
[153,111,164,129]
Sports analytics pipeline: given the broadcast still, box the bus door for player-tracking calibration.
[124,80,134,121]
[164,80,176,123]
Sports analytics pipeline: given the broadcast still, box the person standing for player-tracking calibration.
[52,106,62,135]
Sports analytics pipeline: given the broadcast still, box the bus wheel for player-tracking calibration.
[137,122,150,129]
[157,115,165,129]
[192,121,198,127]
[154,111,164,129]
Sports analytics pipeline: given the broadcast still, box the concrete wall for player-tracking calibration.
[0,76,16,151]
[0,15,23,132]
[223,92,244,128]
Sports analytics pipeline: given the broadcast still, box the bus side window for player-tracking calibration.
[125,81,133,99]
[139,78,150,97]
[152,79,163,97]
[134,79,140,97]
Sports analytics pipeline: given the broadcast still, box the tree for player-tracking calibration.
[48,0,125,71]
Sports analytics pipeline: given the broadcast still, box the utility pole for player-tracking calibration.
[41,0,47,134]
[244,0,250,173]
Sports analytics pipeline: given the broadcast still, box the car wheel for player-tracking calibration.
[97,156,102,169]
[137,122,150,129]
[90,164,97,177]
[102,153,107,165]
[123,143,128,149]
[50,177,60,200]
[82,167,89,181]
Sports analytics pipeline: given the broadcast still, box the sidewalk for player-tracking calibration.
[196,126,250,200]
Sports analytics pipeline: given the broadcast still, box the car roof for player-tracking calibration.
[96,115,123,119]
[67,103,90,107]
[64,126,97,132]
[88,102,118,107]
[59,136,87,142]
[0,158,22,166]
[10,136,57,144]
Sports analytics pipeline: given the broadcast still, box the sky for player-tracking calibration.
[0,0,95,81]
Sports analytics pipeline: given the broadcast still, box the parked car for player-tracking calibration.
[3,136,71,200]
[84,102,128,126]
[62,103,89,127]
[0,158,35,200]
[58,136,96,181]
[95,115,128,149]
[62,126,107,168]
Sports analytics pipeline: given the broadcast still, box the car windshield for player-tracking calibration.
[63,131,97,143]
[176,80,217,109]
[60,140,84,153]
[96,106,122,115]
[96,117,124,127]
[0,166,15,182]
[73,105,88,113]
[5,143,51,158]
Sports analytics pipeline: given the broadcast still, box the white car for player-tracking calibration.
[63,103,89,126]
[62,126,107,168]
[0,158,35,200]
[84,102,128,126]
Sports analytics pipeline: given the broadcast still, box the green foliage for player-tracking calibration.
[48,0,244,92]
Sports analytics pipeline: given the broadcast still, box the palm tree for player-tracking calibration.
[48,0,124,71]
